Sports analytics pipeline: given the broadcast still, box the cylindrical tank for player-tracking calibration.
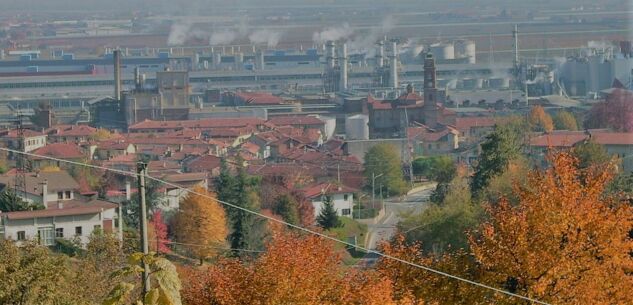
[454,39,476,64]
[345,114,370,140]
[430,43,455,60]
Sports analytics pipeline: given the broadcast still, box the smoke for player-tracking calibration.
[167,21,193,46]
[587,40,613,50]
[312,23,354,44]
[249,29,283,47]
[347,15,395,54]
[209,29,239,45]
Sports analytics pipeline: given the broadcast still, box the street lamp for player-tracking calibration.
[372,172,384,210]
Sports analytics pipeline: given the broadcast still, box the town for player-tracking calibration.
[0,0,632,304]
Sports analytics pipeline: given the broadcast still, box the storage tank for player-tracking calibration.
[430,43,455,60]
[455,40,476,64]
[345,114,370,140]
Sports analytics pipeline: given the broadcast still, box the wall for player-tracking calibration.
[344,138,407,162]
[311,192,354,220]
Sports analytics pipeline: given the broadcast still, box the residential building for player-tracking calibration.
[301,182,358,220]
[162,172,209,209]
[30,143,86,169]
[0,129,47,153]
[46,124,97,143]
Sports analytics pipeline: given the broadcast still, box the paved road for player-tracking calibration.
[357,184,435,267]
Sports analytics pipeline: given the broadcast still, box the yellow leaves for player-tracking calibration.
[102,282,134,305]
[528,105,554,132]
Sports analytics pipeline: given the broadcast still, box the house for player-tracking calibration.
[0,171,120,246]
[408,125,460,156]
[0,199,119,246]
[46,124,97,143]
[90,140,136,160]
[127,117,266,134]
[183,155,223,176]
[0,129,47,153]
[30,143,86,169]
[162,172,209,209]
[301,182,358,220]
[453,116,496,143]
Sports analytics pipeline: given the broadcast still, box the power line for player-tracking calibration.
[124,237,264,253]
[0,147,550,305]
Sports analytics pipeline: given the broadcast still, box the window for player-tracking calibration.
[343,194,349,201]
[55,228,64,238]
[75,226,82,236]
[65,191,71,199]
[58,191,63,199]
[17,231,26,241]
[38,227,55,246]
[341,208,351,216]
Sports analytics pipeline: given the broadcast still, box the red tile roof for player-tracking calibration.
[301,182,359,199]
[3,199,118,220]
[185,155,222,172]
[47,124,97,137]
[0,129,46,138]
[128,118,265,131]
[268,115,324,127]
[31,143,85,159]
[454,116,497,130]
[590,131,633,145]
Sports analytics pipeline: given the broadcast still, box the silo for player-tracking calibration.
[430,43,455,61]
[345,114,370,140]
[455,40,476,64]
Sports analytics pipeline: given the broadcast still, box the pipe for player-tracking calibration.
[339,43,348,91]
[113,50,121,101]
[390,41,398,89]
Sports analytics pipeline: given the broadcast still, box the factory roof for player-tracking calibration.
[235,91,285,105]
[128,118,265,131]
[268,115,324,126]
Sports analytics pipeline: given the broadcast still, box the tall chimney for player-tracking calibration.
[376,40,385,68]
[389,41,399,89]
[326,41,336,68]
[339,43,348,91]
[134,66,141,90]
[113,50,122,101]
[256,49,265,70]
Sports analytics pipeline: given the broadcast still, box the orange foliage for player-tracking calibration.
[470,152,633,304]
[173,186,228,263]
[528,105,554,132]
[180,232,401,305]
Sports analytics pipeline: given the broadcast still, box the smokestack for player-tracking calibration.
[134,66,141,90]
[256,49,265,70]
[389,41,399,89]
[376,40,385,68]
[512,24,519,70]
[326,41,336,68]
[113,50,122,101]
[339,43,348,91]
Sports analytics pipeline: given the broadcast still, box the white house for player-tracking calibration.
[301,182,358,220]
[162,172,209,210]
[0,171,120,246]
[0,129,47,153]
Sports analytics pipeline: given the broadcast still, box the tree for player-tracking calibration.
[148,210,170,254]
[180,232,397,305]
[123,179,165,230]
[90,128,114,141]
[469,152,633,304]
[272,194,300,225]
[102,252,182,305]
[173,186,228,264]
[363,143,407,196]
[470,119,526,198]
[482,157,530,205]
[553,111,578,130]
[571,139,610,170]
[399,172,483,255]
[527,105,554,132]
[0,240,77,304]
[0,189,42,212]
[585,89,633,132]
[316,196,341,230]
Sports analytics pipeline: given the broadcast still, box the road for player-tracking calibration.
[357,184,435,267]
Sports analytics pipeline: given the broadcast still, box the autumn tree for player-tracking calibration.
[471,118,526,198]
[148,210,170,253]
[173,186,228,264]
[364,143,407,196]
[482,157,530,205]
[584,89,633,132]
[181,232,398,305]
[553,111,578,131]
[316,196,341,230]
[571,139,610,170]
[470,152,633,304]
[527,105,554,132]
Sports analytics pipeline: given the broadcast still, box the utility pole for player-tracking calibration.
[136,162,150,295]
[371,172,383,210]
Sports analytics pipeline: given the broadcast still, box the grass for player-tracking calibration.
[328,217,369,262]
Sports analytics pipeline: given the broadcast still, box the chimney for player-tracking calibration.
[339,43,348,91]
[125,181,131,201]
[40,179,48,207]
[113,50,122,101]
[389,41,399,89]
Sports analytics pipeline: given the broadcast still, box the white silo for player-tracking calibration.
[345,114,370,140]
[430,43,455,61]
[455,40,476,64]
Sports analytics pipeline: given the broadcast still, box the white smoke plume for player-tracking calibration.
[249,29,283,47]
[312,23,354,43]
[167,21,193,46]
[209,29,238,45]
[348,15,396,54]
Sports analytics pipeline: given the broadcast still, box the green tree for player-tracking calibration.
[471,118,526,198]
[0,189,42,212]
[414,156,458,203]
[123,179,164,230]
[316,196,341,230]
[399,174,483,255]
[572,139,610,170]
[273,194,300,225]
[0,240,77,304]
[553,111,578,130]
[363,143,407,196]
